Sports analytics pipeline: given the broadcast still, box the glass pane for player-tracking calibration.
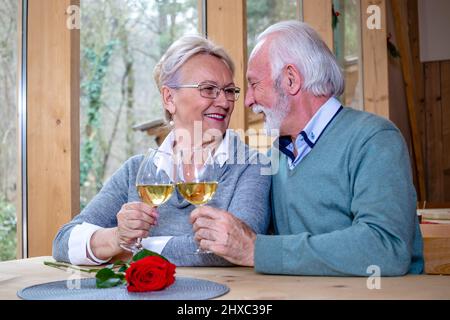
[247,0,300,54]
[0,0,18,261]
[80,0,198,207]
[246,0,300,152]
[333,0,364,109]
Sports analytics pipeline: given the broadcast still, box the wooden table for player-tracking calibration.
[1,257,450,300]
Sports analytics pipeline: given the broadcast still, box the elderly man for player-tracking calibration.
[191,20,423,276]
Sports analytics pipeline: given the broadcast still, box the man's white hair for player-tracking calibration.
[253,20,344,97]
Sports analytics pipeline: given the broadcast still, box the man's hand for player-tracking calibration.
[190,206,256,266]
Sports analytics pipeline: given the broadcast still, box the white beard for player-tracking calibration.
[252,92,290,136]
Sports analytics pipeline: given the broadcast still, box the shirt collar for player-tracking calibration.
[298,96,342,147]
[276,97,342,157]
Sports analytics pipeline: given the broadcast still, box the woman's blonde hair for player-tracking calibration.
[153,35,235,121]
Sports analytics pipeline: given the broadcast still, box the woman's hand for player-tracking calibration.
[89,202,159,261]
[116,202,159,248]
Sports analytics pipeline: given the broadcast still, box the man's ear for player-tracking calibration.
[284,64,302,95]
[162,86,176,116]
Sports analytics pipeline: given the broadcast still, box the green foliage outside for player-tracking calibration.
[0,198,17,261]
[80,41,118,196]
[247,0,298,54]
[0,0,18,261]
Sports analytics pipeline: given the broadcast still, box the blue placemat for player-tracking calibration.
[17,276,229,300]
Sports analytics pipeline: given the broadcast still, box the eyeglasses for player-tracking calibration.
[170,83,240,102]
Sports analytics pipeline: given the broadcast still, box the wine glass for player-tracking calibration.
[120,148,174,253]
[175,147,219,254]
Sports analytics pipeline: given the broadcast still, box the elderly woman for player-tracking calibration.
[52,35,270,266]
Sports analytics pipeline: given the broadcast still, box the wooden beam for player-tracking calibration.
[27,0,80,257]
[206,0,248,132]
[303,0,333,50]
[391,0,426,201]
[407,0,426,167]
[421,224,450,275]
[441,61,450,202]
[361,0,389,119]
[424,62,444,202]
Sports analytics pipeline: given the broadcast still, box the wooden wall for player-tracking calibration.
[423,61,450,202]
[392,0,450,202]
[361,0,390,119]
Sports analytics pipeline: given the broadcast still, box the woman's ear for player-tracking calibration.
[283,64,302,95]
[162,86,176,116]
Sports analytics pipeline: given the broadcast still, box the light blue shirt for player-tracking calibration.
[281,97,342,170]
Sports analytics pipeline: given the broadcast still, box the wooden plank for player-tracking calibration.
[407,0,426,199]
[391,0,426,201]
[303,0,333,50]
[407,0,426,168]
[417,201,450,209]
[441,61,450,201]
[425,62,444,202]
[27,0,80,257]
[361,0,390,119]
[206,0,248,132]
[420,224,450,275]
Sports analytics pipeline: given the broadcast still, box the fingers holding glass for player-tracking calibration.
[121,148,174,253]
[117,202,159,252]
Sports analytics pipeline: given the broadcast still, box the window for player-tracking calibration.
[0,0,18,261]
[333,0,364,109]
[246,0,300,152]
[247,0,300,54]
[80,0,198,207]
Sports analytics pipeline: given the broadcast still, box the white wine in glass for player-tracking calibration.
[175,147,219,254]
[176,181,218,206]
[137,184,174,206]
[120,148,174,254]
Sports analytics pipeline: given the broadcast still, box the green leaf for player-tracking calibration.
[95,268,116,280]
[118,265,128,273]
[132,249,168,262]
[112,260,130,268]
[96,277,126,289]
[95,267,126,289]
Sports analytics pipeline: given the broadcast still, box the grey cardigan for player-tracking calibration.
[53,132,271,266]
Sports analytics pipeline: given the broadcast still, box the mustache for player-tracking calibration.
[251,104,267,114]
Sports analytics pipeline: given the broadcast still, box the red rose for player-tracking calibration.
[125,256,176,292]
